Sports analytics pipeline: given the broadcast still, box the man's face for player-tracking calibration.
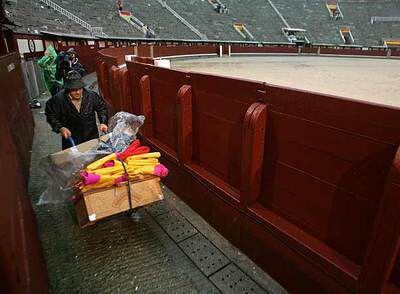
[69,88,83,100]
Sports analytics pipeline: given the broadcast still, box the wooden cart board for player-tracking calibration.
[74,176,163,227]
[49,135,108,167]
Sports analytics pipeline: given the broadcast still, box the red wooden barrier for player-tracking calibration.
[188,73,266,198]
[231,45,298,54]
[98,47,400,293]
[301,46,319,54]
[99,47,134,65]
[74,45,98,73]
[0,53,48,293]
[391,49,400,57]
[391,254,400,287]
[153,44,218,57]
[120,67,132,113]
[107,65,121,110]
[320,48,387,56]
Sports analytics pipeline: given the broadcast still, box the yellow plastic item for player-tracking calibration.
[92,166,124,175]
[125,152,161,161]
[86,153,117,171]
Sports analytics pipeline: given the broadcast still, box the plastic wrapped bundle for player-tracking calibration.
[102,112,145,153]
[38,112,145,204]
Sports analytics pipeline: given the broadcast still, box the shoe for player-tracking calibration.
[30,99,41,109]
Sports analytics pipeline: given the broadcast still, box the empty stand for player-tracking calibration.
[273,0,344,44]
[122,0,197,39]
[233,22,254,40]
[39,0,107,36]
[340,1,400,45]
[326,0,343,20]
[49,0,143,38]
[5,1,400,46]
[164,0,239,40]
[5,0,85,35]
[223,0,287,42]
[340,27,354,45]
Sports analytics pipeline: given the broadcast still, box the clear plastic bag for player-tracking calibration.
[37,112,145,204]
[99,112,145,153]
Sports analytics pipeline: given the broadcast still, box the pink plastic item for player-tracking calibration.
[114,174,129,184]
[103,161,115,168]
[154,164,169,178]
[81,171,101,185]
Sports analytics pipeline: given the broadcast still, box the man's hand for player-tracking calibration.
[60,127,71,139]
[99,124,108,133]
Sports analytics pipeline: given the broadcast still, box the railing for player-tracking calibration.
[242,25,254,40]
[156,0,208,40]
[266,0,290,28]
[371,16,400,24]
[39,0,107,37]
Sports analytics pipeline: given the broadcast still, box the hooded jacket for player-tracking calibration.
[45,88,108,149]
[37,46,63,91]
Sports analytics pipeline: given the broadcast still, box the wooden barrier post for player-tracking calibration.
[139,75,153,137]
[240,102,267,207]
[176,85,193,165]
[109,65,120,110]
[358,146,400,293]
[120,68,132,113]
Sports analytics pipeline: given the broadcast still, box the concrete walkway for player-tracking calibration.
[28,90,286,293]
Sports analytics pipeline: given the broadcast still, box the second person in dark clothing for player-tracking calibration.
[45,70,108,150]
[55,48,86,81]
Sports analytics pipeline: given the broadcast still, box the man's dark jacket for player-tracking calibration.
[45,88,108,149]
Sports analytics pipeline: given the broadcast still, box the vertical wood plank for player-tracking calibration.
[139,75,153,137]
[176,84,193,165]
[240,102,267,207]
[358,147,400,293]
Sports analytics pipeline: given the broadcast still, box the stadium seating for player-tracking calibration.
[222,0,287,42]
[163,0,240,40]
[5,0,400,45]
[339,1,400,45]
[272,0,344,44]
[5,0,85,35]
[49,0,143,37]
[120,0,197,39]
[273,0,400,46]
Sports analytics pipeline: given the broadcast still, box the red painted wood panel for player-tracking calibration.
[320,48,387,56]
[302,46,319,54]
[153,44,218,57]
[190,73,265,191]
[0,53,48,293]
[265,84,400,144]
[99,47,134,65]
[100,46,400,293]
[120,67,133,113]
[391,49,400,57]
[231,45,298,54]
[258,87,400,265]
[390,254,400,286]
[147,66,189,153]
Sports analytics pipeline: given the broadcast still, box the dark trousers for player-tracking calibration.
[50,84,61,98]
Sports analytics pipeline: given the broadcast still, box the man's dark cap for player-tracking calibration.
[64,70,85,90]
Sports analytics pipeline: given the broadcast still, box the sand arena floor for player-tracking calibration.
[172,56,400,108]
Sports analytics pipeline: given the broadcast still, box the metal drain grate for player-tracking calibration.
[210,263,267,294]
[155,211,198,242]
[179,233,230,277]
[145,200,171,217]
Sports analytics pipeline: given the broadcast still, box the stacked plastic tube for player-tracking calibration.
[79,139,168,192]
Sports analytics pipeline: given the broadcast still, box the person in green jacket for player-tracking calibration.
[38,45,63,97]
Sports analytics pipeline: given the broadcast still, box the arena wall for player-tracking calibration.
[96,44,400,294]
